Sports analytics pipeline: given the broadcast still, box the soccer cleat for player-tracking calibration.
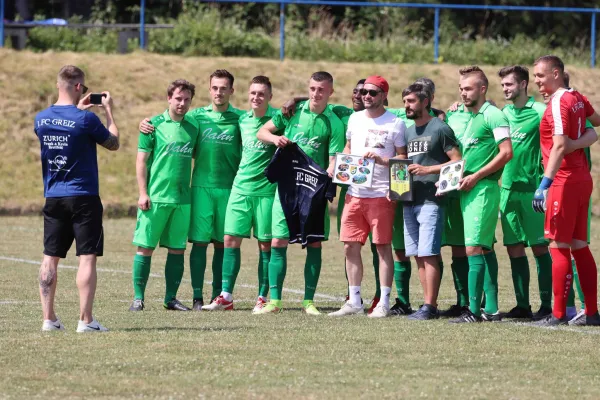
[252,297,267,314]
[367,297,380,315]
[532,306,552,321]
[502,306,532,319]
[129,299,144,312]
[192,298,204,311]
[368,302,390,318]
[389,298,413,316]
[568,311,600,326]
[439,304,469,318]
[255,301,282,314]
[407,304,439,320]
[42,317,65,331]
[328,301,365,316]
[531,314,567,326]
[164,298,191,311]
[569,309,586,323]
[76,318,109,333]
[201,295,233,311]
[449,309,483,323]
[481,310,503,322]
[303,300,321,316]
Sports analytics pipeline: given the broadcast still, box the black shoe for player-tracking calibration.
[129,299,144,311]
[449,309,482,323]
[568,311,600,326]
[440,304,468,318]
[532,306,552,321]
[407,304,439,320]
[192,298,204,311]
[390,298,413,315]
[531,314,567,326]
[502,305,533,319]
[481,310,503,322]
[164,298,191,311]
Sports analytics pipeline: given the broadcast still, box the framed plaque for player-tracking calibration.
[389,158,413,201]
[437,160,465,194]
[332,153,375,187]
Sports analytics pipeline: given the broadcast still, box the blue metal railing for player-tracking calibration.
[1,0,599,66]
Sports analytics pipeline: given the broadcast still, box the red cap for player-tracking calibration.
[364,75,389,93]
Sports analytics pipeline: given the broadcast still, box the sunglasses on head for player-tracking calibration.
[359,88,382,97]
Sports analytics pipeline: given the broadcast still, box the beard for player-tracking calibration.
[406,108,422,120]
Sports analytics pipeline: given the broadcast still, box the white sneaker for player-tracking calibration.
[569,308,586,323]
[76,318,109,333]
[368,302,390,318]
[328,301,364,316]
[42,317,65,331]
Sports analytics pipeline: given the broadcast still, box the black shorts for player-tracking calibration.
[43,196,104,258]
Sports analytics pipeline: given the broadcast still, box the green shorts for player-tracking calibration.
[460,179,500,250]
[133,202,190,250]
[500,187,547,247]
[442,195,465,247]
[272,188,330,241]
[392,201,405,251]
[224,191,274,242]
[189,186,231,243]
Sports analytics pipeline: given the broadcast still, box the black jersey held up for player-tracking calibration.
[265,143,337,247]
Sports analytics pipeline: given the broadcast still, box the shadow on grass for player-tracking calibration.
[120,326,251,332]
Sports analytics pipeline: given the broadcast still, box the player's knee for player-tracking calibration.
[531,245,549,257]
[465,246,484,257]
[136,247,153,256]
[394,250,409,262]
[506,244,526,258]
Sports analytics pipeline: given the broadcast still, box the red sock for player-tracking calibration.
[549,247,572,319]
[572,246,598,315]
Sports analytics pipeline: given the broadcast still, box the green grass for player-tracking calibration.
[2,216,600,398]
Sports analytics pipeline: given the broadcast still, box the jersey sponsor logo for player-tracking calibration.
[48,155,70,172]
[244,139,271,151]
[292,133,322,150]
[37,119,76,129]
[42,134,71,150]
[201,128,235,144]
[510,127,527,142]
[365,129,390,149]
[166,141,193,157]
[463,137,479,147]
[407,138,431,157]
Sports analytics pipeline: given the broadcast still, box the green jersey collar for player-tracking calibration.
[203,103,235,113]
[300,100,333,117]
[247,104,278,118]
[524,96,535,108]
[161,109,188,124]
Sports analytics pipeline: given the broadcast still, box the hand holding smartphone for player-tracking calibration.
[90,93,107,105]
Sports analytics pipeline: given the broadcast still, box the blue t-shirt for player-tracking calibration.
[34,105,110,197]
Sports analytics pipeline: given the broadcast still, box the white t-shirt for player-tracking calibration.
[346,110,406,198]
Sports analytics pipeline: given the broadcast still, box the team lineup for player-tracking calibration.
[34,55,600,332]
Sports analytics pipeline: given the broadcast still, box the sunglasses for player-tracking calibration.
[359,89,382,97]
[77,83,88,94]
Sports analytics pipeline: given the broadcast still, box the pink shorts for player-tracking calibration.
[339,195,396,245]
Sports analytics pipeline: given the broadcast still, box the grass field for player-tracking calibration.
[1,49,600,214]
[2,216,600,399]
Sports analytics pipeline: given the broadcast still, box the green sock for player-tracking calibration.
[483,251,500,314]
[258,251,271,298]
[190,245,207,300]
[573,262,585,309]
[510,256,530,309]
[164,253,184,304]
[371,243,381,298]
[467,254,486,316]
[534,252,552,308]
[132,254,152,300]
[451,256,469,307]
[304,247,322,301]
[211,247,224,300]
[221,248,241,294]
[268,247,287,301]
[394,261,411,304]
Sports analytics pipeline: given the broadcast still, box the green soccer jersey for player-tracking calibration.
[232,105,279,196]
[585,119,593,171]
[189,104,245,188]
[138,110,200,204]
[456,102,509,180]
[271,100,345,169]
[329,104,354,132]
[501,97,546,191]
[388,108,436,128]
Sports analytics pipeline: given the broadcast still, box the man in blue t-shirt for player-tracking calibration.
[34,65,120,333]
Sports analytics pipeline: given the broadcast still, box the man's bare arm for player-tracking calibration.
[136,152,151,210]
[588,111,600,127]
[566,127,598,154]
[257,120,291,148]
[100,92,120,151]
[544,135,567,180]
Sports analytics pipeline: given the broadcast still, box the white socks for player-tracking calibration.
[221,292,233,302]
[380,286,392,308]
[349,286,361,307]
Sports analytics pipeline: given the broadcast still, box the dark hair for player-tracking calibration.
[564,71,570,87]
[498,65,529,88]
[167,79,196,98]
[459,65,489,89]
[210,69,234,87]
[356,79,366,86]
[310,71,334,83]
[57,65,85,85]
[534,55,565,73]
[402,83,429,103]
[414,77,435,95]
[250,75,272,92]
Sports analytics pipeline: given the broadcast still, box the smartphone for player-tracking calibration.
[90,93,107,105]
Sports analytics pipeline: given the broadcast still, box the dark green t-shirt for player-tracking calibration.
[405,117,459,204]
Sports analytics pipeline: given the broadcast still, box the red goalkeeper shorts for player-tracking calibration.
[544,180,593,243]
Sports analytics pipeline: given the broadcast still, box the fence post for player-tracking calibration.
[433,7,440,64]
[0,0,5,48]
[140,0,146,50]
[280,2,285,61]
[592,12,597,68]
